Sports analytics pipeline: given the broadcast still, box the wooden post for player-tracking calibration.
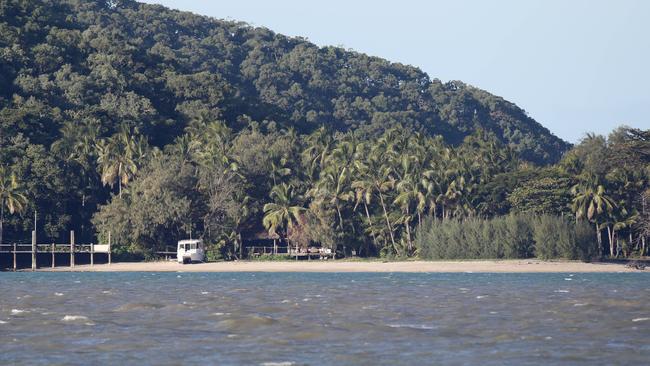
[13,243,16,271]
[70,230,75,268]
[31,231,37,271]
[108,231,112,265]
[51,243,55,268]
[90,242,94,266]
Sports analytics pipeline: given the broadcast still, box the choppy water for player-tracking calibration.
[0,272,649,365]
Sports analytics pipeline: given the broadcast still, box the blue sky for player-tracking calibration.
[142,0,649,143]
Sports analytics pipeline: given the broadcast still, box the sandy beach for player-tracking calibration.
[40,259,642,273]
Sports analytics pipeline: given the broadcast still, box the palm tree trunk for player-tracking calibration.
[118,162,123,199]
[378,191,396,251]
[404,217,413,255]
[595,221,602,257]
[607,226,614,257]
[404,207,413,254]
[0,204,4,247]
[363,202,378,252]
[336,206,344,231]
[630,232,634,252]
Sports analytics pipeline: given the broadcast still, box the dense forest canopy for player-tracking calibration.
[0,0,648,260]
[1,0,568,158]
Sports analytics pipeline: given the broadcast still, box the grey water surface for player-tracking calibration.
[0,272,648,365]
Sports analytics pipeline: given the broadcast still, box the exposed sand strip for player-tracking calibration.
[39,260,643,273]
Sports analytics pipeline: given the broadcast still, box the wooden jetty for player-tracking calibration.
[247,246,335,260]
[0,230,111,271]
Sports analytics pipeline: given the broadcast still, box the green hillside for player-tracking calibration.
[1,0,568,163]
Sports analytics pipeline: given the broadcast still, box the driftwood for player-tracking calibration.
[625,261,646,270]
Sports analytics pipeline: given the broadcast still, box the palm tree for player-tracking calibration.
[96,129,146,198]
[370,164,398,254]
[263,183,306,241]
[0,167,27,246]
[302,126,333,179]
[269,158,292,186]
[602,208,637,257]
[312,166,353,232]
[571,183,616,256]
[351,176,380,253]
[393,154,425,254]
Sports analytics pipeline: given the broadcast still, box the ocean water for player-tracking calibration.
[0,272,648,365]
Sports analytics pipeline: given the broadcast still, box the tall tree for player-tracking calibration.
[262,183,306,241]
[0,167,27,245]
[571,183,616,256]
[96,129,146,198]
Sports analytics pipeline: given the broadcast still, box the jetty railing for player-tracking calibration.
[0,230,111,271]
[246,246,334,260]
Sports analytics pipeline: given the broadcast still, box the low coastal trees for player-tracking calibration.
[92,154,242,255]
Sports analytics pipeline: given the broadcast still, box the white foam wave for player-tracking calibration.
[11,309,26,315]
[62,315,89,322]
[632,317,649,322]
[260,363,295,366]
[387,324,435,330]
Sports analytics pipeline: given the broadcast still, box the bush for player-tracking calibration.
[575,219,598,261]
[415,214,597,261]
[532,215,563,260]
[501,214,534,258]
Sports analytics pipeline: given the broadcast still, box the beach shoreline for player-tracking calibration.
[36,259,643,273]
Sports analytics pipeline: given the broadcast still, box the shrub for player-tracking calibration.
[575,219,598,261]
[416,213,597,261]
[533,215,562,260]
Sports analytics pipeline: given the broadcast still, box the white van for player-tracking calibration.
[177,239,205,264]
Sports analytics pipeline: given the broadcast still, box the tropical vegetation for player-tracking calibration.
[0,0,648,261]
